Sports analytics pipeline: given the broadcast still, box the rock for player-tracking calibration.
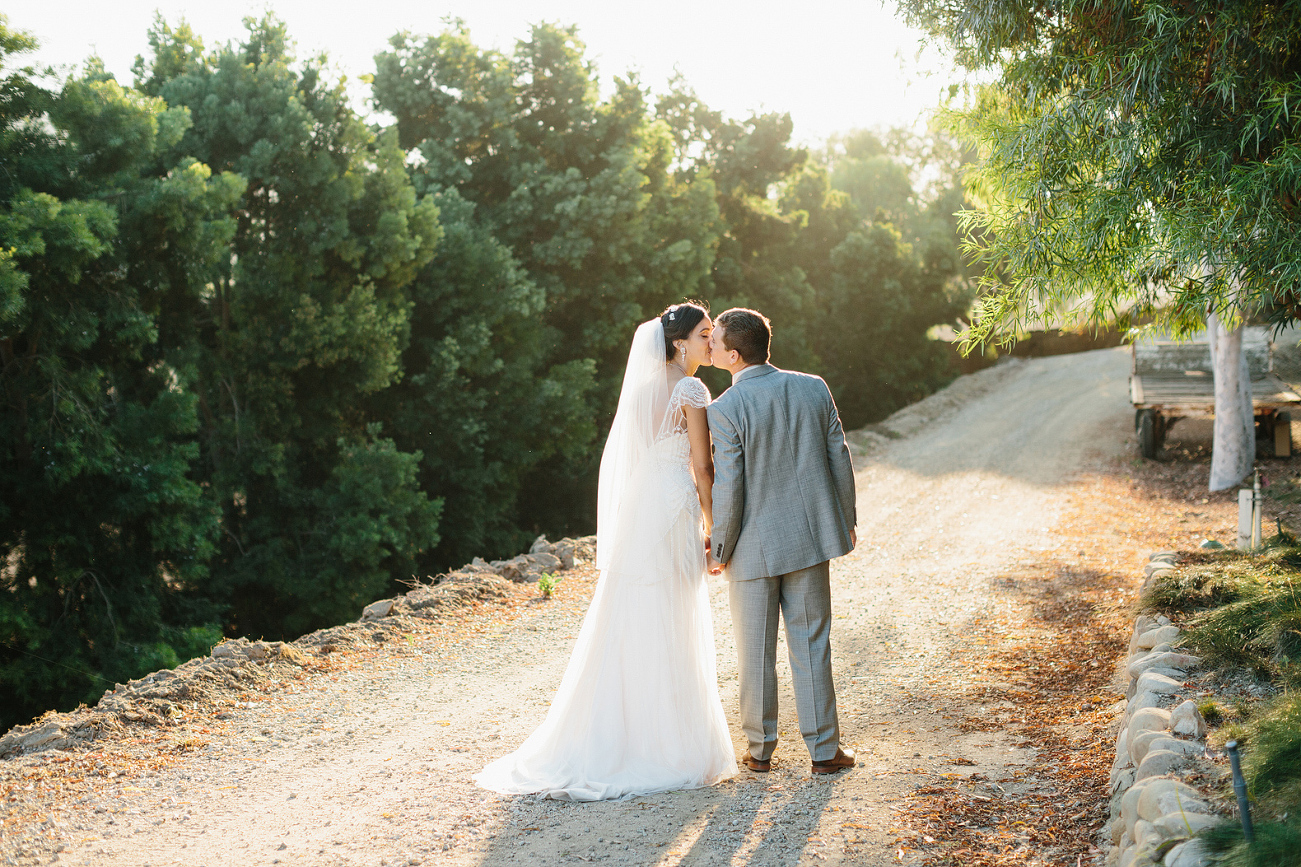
[553,540,577,569]
[1128,708,1172,747]
[1119,841,1157,867]
[526,552,562,573]
[463,558,495,573]
[1133,818,1160,850]
[361,599,395,621]
[1155,615,1172,627]
[210,645,235,659]
[1128,671,1184,703]
[1134,615,1160,636]
[1136,625,1181,650]
[1152,811,1220,838]
[1150,643,1175,654]
[1127,691,1170,718]
[1169,700,1208,739]
[1122,780,1152,838]
[0,722,66,753]
[1112,766,1137,796]
[491,555,533,582]
[1128,652,1202,679]
[1136,671,1184,696]
[1136,779,1209,823]
[1136,749,1189,780]
[1198,539,1226,549]
[1130,729,1169,766]
[1164,838,1211,867]
[1109,818,1126,845]
[530,535,553,555]
[1145,737,1203,758]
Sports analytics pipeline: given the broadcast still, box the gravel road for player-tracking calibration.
[8,347,1138,867]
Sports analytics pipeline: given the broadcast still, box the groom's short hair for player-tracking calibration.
[717,308,771,364]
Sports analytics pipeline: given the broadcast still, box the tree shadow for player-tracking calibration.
[471,769,850,866]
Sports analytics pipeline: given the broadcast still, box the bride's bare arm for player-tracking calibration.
[684,404,714,533]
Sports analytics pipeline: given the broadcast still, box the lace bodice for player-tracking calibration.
[656,376,711,442]
[648,376,711,520]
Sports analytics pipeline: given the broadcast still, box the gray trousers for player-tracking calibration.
[728,561,840,762]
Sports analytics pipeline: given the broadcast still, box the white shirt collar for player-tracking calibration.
[732,363,769,385]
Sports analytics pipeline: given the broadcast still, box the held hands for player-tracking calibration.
[704,539,725,575]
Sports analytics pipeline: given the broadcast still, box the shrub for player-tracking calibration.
[1203,819,1301,867]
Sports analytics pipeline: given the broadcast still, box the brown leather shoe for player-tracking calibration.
[811,747,855,775]
[742,753,771,772]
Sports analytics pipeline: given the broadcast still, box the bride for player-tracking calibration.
[474,302,736,801]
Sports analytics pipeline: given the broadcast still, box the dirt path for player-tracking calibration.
[7,347,1177,867]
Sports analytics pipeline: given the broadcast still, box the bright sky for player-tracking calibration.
[10,1,958,147]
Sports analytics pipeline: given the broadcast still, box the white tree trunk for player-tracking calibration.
[1207,310,1255,491]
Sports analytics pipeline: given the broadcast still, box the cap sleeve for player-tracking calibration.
[677,376,711,409]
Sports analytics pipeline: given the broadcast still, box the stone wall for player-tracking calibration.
[1103,552,1222,867]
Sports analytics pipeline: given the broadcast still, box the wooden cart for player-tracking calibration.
[1130,329,1301,458]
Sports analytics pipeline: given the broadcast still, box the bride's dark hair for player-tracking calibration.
[659,302,709,361]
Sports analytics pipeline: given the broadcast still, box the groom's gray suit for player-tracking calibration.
[708,363,856,763]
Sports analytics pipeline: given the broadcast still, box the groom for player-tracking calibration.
[706,308,858,775]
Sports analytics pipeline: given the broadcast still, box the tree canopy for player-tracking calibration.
[898,0,1301,343]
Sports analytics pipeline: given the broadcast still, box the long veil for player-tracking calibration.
[596,319,669,571]
[474,315,736,800]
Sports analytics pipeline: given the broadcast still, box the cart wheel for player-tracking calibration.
[1136,409,1158,459]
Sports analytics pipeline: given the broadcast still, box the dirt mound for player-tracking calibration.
[0,536,596,761]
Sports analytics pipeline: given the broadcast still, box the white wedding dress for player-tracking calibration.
[475,326,736,801]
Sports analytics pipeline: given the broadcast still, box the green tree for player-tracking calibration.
[134,15,442,636]
[780,160,966,427]
[0,23,238,730]
[656,82,819,375]
[373,22,718,536]
[899,0,1301,488]
[367,188,597,568]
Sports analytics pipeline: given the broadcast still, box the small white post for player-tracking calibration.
[1238,489,1254,549]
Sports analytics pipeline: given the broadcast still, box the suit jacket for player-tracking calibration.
[708,364,857,582]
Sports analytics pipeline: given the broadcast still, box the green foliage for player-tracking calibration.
[1204,819,1301,867]
[1203,694,1301,864]
[537,572,561,598]
[373,24,716,531]
[1144,549,1301,853]
[0,17,229,730]
[135,15,442,639]
[1243,694,1301,802]
[1144,545,1301,682]
[367,188,596,568]
[899,0,1301,344]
